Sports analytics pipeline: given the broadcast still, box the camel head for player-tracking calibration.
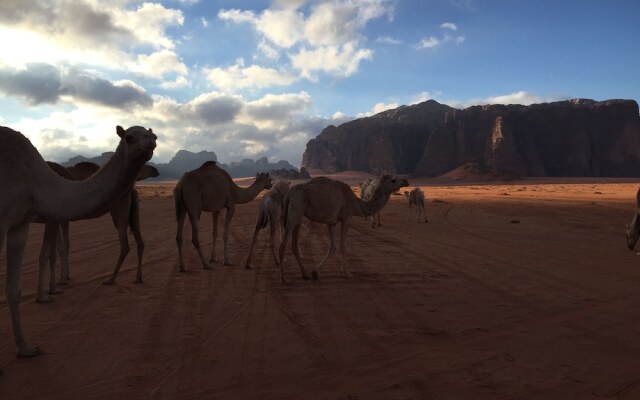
[626,188,640,250]
[116,125,157,162]
[255,172,273,190]
[378,174,409,194]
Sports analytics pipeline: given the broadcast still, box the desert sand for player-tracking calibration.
[1,175,640,399]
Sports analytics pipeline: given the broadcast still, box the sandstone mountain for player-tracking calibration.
[302,100,454,174]
[302,99,640,178]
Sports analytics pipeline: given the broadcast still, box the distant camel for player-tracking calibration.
[278,175,409,283]
[67,161,159,285]
[405,187,428,223]
[244,179,291,269]
[174,161,272,271]
[359,177,382,228]
[626,188,640,254]
[0,125,156,359]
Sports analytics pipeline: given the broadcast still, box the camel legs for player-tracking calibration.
[339,221,353,279]
[269,207,281,266]
[421,201,428,223]
[278,224,293,284]
[131,223,145,284]
[209,212,219,265]
[36,222,59,303]
[408,202,413,222]
[312,224,337,280]
[190,209,209,270]
[244,224,262,269]
[292,224,309,280]
[222,207,235,266]
[57,221,71,285]
[6,222,42,357]
[103,218,129,285]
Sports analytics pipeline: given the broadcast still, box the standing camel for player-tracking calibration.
[278,174,409,283]
[244,179,290,269]
[174,161,272,271]
[62,161,159,285]
[405,187,428,223]
[0,125,156,360]
[626,188,640,253]
[359,177,382,228]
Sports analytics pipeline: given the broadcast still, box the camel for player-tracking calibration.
[64,161,159,285]
[174,161,272,271]
[244,179,291,269]
[626,188,640,254]
[34,161,159,302]
[405,187,428,223]
[278,174,409,283]
[359,177,382,228]
[0,124,156,359]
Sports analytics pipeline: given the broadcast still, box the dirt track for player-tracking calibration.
[2,179,640,399]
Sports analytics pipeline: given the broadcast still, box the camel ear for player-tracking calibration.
[116,125,126,138]
[148,128,153,133]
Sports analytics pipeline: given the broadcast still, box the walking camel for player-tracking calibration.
[174,161,272,271]
[626,188,640,253]
[0,125,156,360]
[278,174,409,283]
[359,177,382,228]
[244,179,291,269]
[405,187,428,223]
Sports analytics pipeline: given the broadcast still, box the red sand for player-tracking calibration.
[2,177,640,399]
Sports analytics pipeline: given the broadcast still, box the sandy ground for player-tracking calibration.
[2,175,640,399]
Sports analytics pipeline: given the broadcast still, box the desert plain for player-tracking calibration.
[1,173,640,399]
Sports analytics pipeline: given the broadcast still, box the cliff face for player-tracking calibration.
[301,100,453,174]
[415,99,640,177]
[303,98,640,177]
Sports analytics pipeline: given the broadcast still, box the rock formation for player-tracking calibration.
[302,100,454,174]
[302,99,640,178]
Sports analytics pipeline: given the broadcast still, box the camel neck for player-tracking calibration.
[34,143,144,221]
[235,180,266,204]
[355,186,391,217]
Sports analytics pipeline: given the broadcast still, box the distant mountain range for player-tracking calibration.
[61,149,295,179]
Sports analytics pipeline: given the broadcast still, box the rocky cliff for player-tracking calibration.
[415,99,640,177]
[303,99,640,177]
[302,100,453,174]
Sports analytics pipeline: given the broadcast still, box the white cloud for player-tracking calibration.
[219,1,394,80]
[160,76,191,90]
[129,49,188,80]
[376,36,402,45]
[416,36,441,49]
[441,91,568,109]
[204,59,297,91]
[0,1,184,81]
[441,22,457,31]
[411,91,433,104]
[416,22,465,50]
[356,100,399,117]
[290,42,373,80]
[200,17,208,28]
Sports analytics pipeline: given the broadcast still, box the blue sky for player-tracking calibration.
[0,0,638,166]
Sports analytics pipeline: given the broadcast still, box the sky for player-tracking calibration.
[0,0,638,167]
